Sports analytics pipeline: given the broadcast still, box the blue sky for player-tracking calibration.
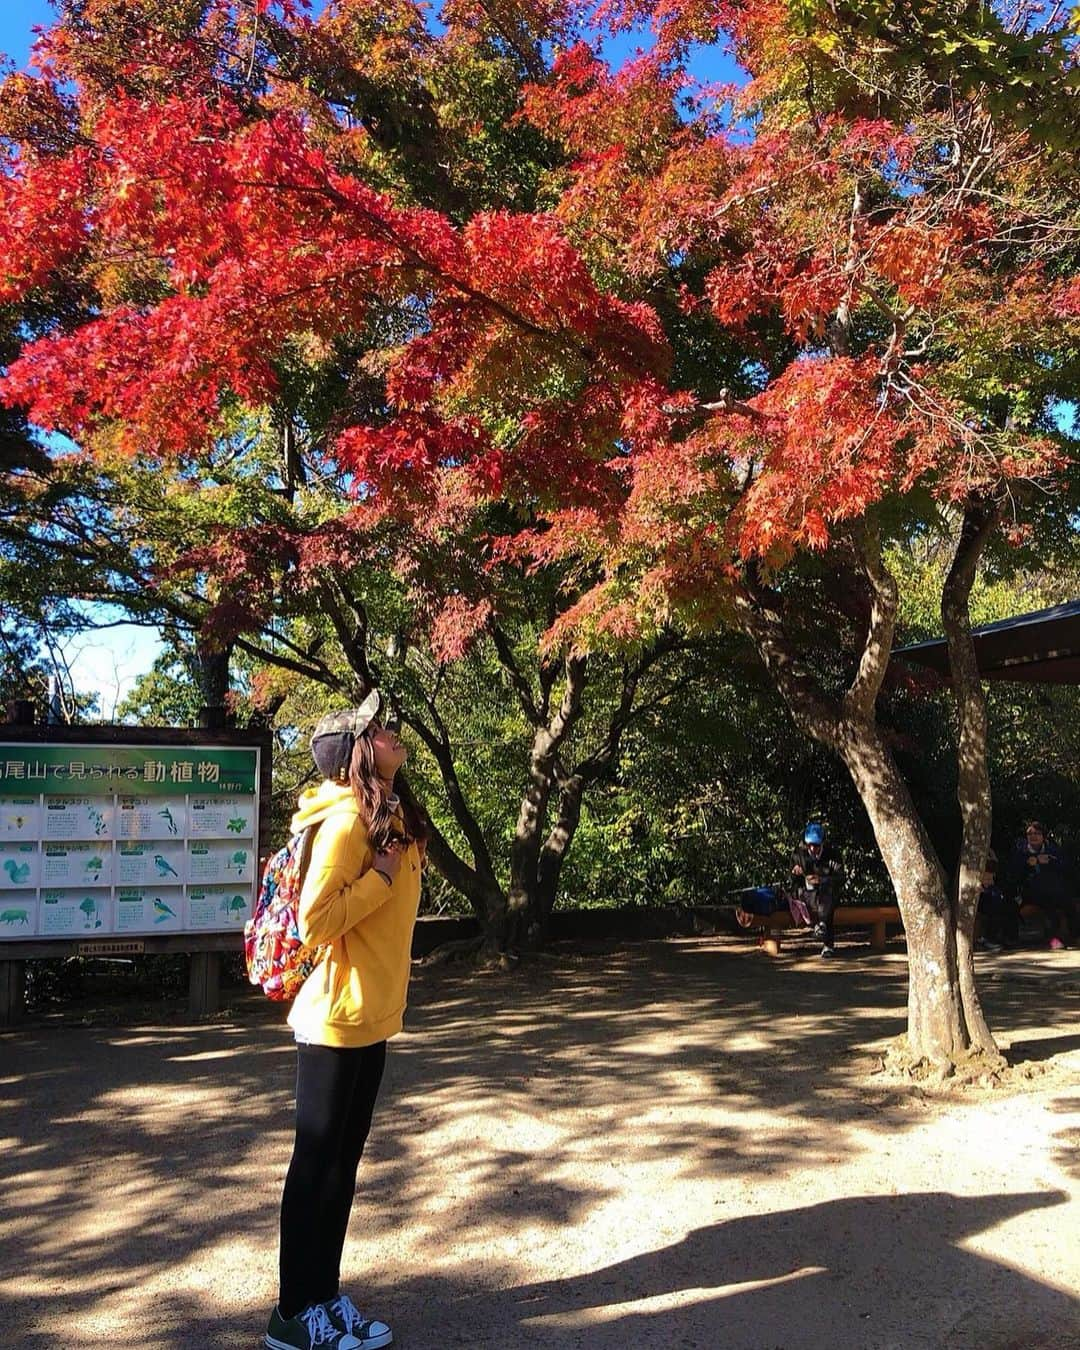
[0,1,54,68]
[0,0,743,82]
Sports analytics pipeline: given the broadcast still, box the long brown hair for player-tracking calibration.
[348,724,429,852]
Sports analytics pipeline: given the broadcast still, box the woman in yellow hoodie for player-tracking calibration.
[267,691,426,1350]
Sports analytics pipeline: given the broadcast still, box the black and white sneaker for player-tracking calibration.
[326,1295,393,1349]
[812,922,828,941]
[266,1303,361,1349]
[820,944,836,958]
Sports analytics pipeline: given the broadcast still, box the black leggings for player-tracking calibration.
[278,1040,387,1319]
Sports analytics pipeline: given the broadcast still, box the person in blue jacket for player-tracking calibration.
[790,822,844,957]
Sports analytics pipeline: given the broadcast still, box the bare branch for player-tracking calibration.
[490,625,543,727]
[841,525,899,723]
[732,571,844,746]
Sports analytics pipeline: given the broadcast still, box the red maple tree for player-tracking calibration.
[3,0,1078,1065]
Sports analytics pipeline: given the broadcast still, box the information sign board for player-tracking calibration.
[0,742,262,940]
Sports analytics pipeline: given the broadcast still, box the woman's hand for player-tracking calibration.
[372,842,403,884]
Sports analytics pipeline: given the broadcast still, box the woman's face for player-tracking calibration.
[369,723,407,781]
[1026,826,1045,850]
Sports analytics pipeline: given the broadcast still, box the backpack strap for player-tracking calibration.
[295,821,319,882]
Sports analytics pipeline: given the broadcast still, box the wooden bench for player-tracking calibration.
[746,903,902,955]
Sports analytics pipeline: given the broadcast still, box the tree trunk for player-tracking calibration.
[499,638,681,950]
[423,824,505,928]
[835,718,969,1065]
[408,721,505,940]
[506,727,558,944]
[734,539,986,1071]
[195,639,232,728]
[506,652,587,948]
[941,501,1001,1059]
[534,773,585,934]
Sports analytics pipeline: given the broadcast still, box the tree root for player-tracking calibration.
[882,1037,1010,1088]
[421,937,519,971]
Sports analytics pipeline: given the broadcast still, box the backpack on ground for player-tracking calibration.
[739,884,783,916]
[244,826,326,1001]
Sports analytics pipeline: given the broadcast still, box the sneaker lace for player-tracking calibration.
[301,1303,339,1346]
[330,1294,362,1333]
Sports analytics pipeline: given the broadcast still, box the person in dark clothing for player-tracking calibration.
[791,822,843,957]
[1008,821,1076,950]
[976,848,1018,951]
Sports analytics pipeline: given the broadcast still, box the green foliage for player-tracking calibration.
[561,653,892,908]
[0,619,48,717]
[791,0,1080,149]
[115,650,203,728]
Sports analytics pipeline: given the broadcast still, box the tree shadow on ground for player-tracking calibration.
[1006,1033,1080,1062]
[0,936,1076,1348]
[103,1191,1078,1349]
[427,1190,1075,1349]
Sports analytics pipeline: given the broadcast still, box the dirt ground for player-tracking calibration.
[1,933,1077,1350]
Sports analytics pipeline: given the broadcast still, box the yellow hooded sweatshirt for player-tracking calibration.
[286,780,422,1048]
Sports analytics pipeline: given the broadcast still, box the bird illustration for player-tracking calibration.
[153,898,177,922]
[157,807,179,836]
[154,854,180,878]
[3,858,31,884]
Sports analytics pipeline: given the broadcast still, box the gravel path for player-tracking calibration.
[1,936,1077,1349]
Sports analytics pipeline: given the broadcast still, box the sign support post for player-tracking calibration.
[0,956,25,1026]
[189,950,220,1017]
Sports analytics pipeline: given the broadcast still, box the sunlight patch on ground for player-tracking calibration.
[105,1035,198,1048]
[91,1084,242,1112]
[520,1267,829,1329]
[716,1031,775,1052]
[165,1048,251,1063]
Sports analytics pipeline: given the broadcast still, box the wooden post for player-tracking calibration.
[188,951,221,1017]
[870,918,887,951]
[0,959,26,1027]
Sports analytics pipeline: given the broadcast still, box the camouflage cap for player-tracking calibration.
[310,689,382,779]
[311,689,382,744]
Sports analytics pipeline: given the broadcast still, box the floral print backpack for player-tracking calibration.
[244,826,325,1001]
